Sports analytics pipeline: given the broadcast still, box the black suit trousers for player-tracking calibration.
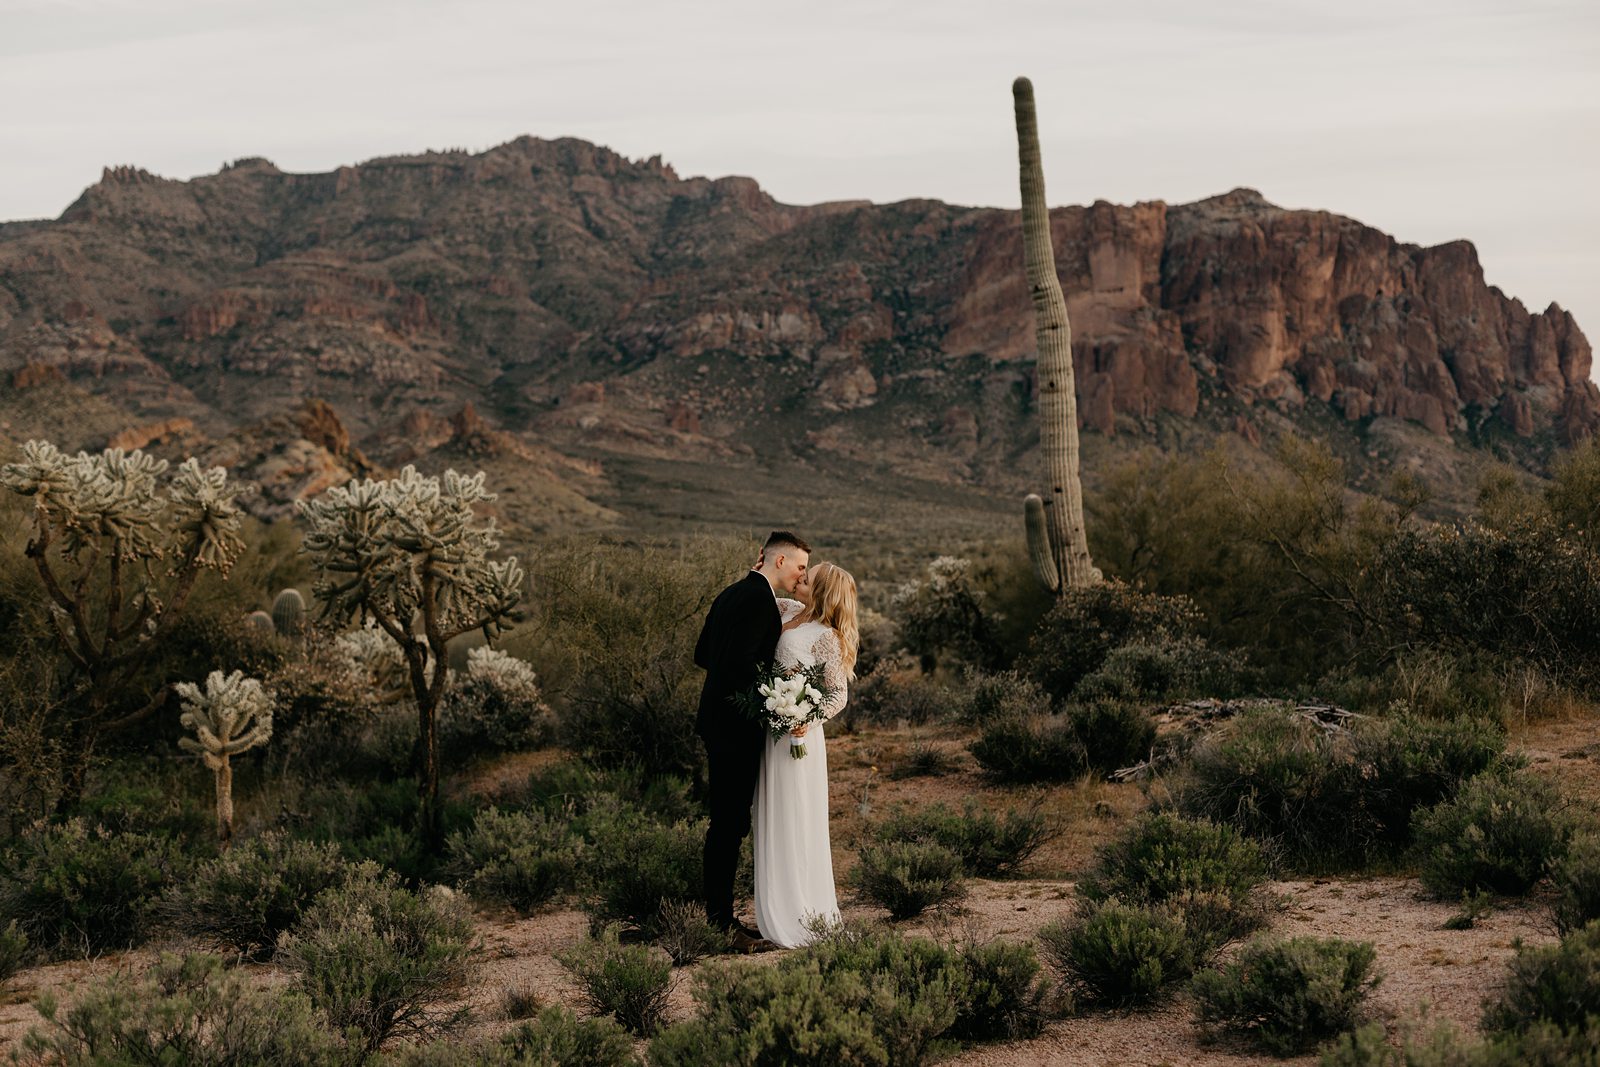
[701,727,763,929]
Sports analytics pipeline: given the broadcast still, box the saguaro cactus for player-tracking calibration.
[176,670,274,848]
[272,588,306,636]
[0,441,245,806]
[1014,77,1097,593]
[297,466,523,835]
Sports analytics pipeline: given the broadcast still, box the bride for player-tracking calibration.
[754,561,859,948]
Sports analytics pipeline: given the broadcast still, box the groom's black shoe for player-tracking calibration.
[726,926,777,955]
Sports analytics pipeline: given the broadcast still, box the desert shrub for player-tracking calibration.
[260,640,382,777]
[1413,771,1571,897]
[1190,935,1379,1055]
[444,806,584,913]
[287,776,474,883]
[1553,834,1600,934]
[437,647,552,761]
[558,926,673,1036]
[379,1006,639,1067]
[1020,580,1202,701]
[848,671,958,727]
[0,817,185,958]
[1323,1017,1600,1067]
[275,874,478,1053]
[654,899,729,967]
[652,924,969,1067]
[0,918,27,983]
[581,800,705,937]
[887,738,958,780]
[850,840,966,920]
[1039,900,1193,1006]
[950,938,1049,1042]
[890,556,1004,672]
[1178,706,1509,869]
[502,761,698,827]
[161,833,358,958]
[1371,518,1600,695]
[969,715,1087,784]
[73,757,214,839]
[1482,920,1600,1037]
[1064,699,1157,772]
[1352,714,1509,851]
[501,1006,641,1067]
[514,537,750,780]
[497,981,543,1021]
[13,953,352,1067]
[1074,635,1250,704]
[957,669,1050,725]
[872,800,1057,878]
[1080,813,1269,951]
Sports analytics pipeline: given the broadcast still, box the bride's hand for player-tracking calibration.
[790,724,808,739]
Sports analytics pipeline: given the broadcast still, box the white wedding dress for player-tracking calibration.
[753,604,848,948]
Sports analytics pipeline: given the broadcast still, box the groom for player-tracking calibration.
[694,530,810,950]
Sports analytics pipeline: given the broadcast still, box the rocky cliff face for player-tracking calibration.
[0,137,1592,518]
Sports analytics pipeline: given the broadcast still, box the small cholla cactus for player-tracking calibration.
[298,466,524,830]
[0,440,245,807]
[176,670,274,847]
[272,588,306,636]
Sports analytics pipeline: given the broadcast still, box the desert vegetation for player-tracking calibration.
[0,432,1597,1065]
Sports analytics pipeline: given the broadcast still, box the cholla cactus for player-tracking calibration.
[1013,78,1097,593]
[297,466,524,830]
[176,670,273,847]
[335,622,416,706]
[272,588,306,636]
[0,440,245,806]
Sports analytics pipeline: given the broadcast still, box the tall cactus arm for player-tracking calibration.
[1024,494,1061,593]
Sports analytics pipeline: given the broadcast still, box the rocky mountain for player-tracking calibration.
[0,136,1593,535]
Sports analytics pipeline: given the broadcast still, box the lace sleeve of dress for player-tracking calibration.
[810,628,849,720]
[775,598,805,624]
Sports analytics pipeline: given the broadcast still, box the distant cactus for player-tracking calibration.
[0,440,245,808]
[272,588,306,636]
[243,610,275,637]
[298,467,523,834]
[176,670,274,848]
[1013,77,1097,593]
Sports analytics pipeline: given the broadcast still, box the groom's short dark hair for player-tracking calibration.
[764,530,811,554]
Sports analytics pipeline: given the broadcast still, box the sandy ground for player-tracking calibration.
[0,712,1587,1064]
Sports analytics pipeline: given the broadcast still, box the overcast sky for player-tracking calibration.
[4,0,1597,365]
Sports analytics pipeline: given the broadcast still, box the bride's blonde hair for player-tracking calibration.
[803,562,859,680]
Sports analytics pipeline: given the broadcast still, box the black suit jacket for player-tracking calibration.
[694,571,782,742]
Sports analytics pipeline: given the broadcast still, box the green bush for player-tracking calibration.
[1064,700,1157,773]
[958,670,1050,726]
[0,918,27,984]
[1190,935,1379,1055]
[654,899,729,967]
[848,671,958,727]
[650,925,969,1067]
[1413,771,1571,897]
[969,715,1087,784]
[873,801,1057,879]
[890,556,1004,672]
[161,833,357,959]
[1082,812,1268,907]
[559,927,673,1036]
[516,538,749,780]
[506,762,697,826]
[287,777,474,884]
[377,1005,640,1067]
[950,938,1049,1042]
[501,1006,642,1067]
[1074,636,1249,704]
[887,738,958,780]
[1020,580,1202,702]
[0,817,185,958]
[13,953,353,1067]
[1038,899,1194,1006]
[275,874,478,1053]
[1321,1017,1600,1067]
[1555,834,1600,934]
[1482,920,1600,1037]
[850,840,966,921]
[1179,707,1510,869]
[445,806,584,913]
[580,800,706,937]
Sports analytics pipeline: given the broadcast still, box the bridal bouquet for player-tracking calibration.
[736,663,836,759]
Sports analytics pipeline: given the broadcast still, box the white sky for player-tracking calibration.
[3,0,1597,370]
